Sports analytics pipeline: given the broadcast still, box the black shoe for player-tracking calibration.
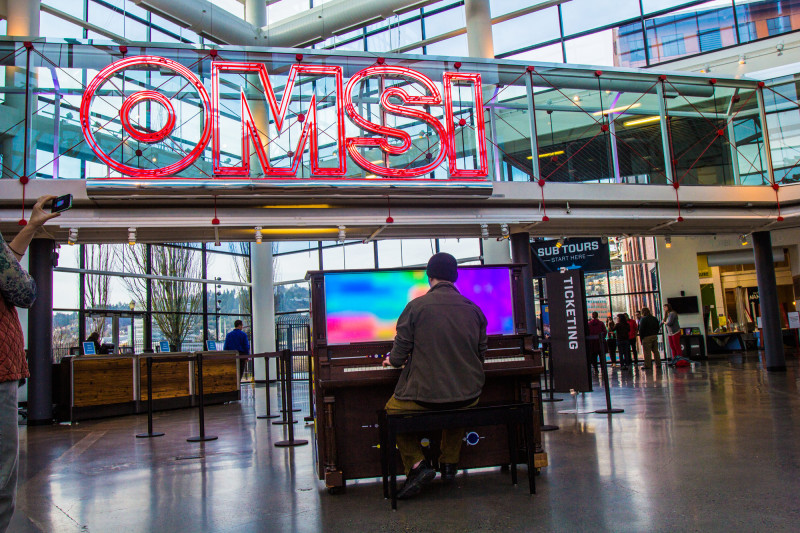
[440,462,458,484]
[397,461,436,500]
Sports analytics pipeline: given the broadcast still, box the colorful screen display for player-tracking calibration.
[324,267,515,344]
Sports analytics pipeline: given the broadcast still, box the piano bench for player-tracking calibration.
[378,402,536,510]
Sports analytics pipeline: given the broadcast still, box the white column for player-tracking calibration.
[465,0,493,59]
[7,0,40,36]
[251,242,276,381]
[245,0,267,27]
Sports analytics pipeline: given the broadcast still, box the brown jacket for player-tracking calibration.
[389,281,487,403]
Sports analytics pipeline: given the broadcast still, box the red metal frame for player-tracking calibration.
[119,90,176,143]
[80,55,212,178]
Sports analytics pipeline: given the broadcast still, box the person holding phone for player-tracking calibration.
[0,196,60,532]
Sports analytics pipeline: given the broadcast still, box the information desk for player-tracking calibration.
[54,352,240,422]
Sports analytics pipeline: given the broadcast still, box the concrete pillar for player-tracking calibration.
[753,231,786,371]
[6,0,40,36]
[510,233,537,335]
[244,0,267,27]
[465,0,493,59]
[27,239,55,424]
[251,241,276,381]
[3,0,40,181]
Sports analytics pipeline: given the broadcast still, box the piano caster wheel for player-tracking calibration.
[328,486,345,495]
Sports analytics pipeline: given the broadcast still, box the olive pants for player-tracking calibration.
[641,335,660,366]
[384,395,478,474]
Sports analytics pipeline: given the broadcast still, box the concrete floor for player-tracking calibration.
[10,354,800,532]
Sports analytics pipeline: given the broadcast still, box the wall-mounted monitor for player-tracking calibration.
[667,296,699,314]
[322,267,516,345]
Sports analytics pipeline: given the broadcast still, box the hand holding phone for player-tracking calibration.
[51,194,73,213]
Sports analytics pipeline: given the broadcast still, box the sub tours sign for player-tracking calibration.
[545,269,591,393]
[531,238,610,277]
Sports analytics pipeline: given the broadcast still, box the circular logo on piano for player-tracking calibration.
[465,431,483,446]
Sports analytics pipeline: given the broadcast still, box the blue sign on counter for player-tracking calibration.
[159,340,170,352]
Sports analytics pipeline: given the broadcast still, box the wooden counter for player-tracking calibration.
[55,351,240,422]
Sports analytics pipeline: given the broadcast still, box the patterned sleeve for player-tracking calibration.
[0,233,37,309]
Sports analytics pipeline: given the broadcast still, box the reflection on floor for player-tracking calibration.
[11,355,800,532]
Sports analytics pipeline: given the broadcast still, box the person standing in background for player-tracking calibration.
[586,312,607,372]
[627,312,639,366]
[662,303,682,364]
[606,316,617,367]
[223,320,251,377]
[0,196,59,533]
[638,307,661,369]
[615,314,632,370]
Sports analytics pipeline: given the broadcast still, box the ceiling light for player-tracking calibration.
[500,224,509,238]
[128,227,137,246]
[700,64,710,73]
[480,224,489,239]
[623,116,661,127]
[665,236,672,248]
[338,225,346,242]
[259,204,332,209]
[592,103,641,116]
[68,228,78,245]
[740,234,748,246]
[739,55,746,65]
[257,228,339,235]
[527,150,565,160]
[556,237,564,248]
[255,226,262,244]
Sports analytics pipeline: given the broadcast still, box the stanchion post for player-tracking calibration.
[188,352,219,442]
[257,353,279,419]
[272,348,298,426]
[542,343,562,403]
[537,383,559,432]
[304,324,314,422]
[595,355,624,414]
[136,355,164,438]
[275,348,308,448]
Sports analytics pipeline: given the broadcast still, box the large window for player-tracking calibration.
[52,242,251,359]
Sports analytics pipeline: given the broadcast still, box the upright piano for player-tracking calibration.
[307,265,548,492]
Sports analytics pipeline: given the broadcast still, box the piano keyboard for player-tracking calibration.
[342,356,526,373]
[343,365,396,373]
[485,356,526,363]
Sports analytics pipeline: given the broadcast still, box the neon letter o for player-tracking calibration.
[80,56,212,177]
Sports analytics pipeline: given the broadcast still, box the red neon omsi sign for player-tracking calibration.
[80,56,488,180]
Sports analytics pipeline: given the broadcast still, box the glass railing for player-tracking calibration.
[0,37,776,186]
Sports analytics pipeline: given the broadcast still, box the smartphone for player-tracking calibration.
[51,194,73,213]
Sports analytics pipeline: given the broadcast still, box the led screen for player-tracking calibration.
[324,267,515,344]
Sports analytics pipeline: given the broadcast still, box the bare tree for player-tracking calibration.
[229,242,253,332]
[118,244,202,350]
[85,244,112,336]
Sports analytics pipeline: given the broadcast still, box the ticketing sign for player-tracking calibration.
[79,56,488,181]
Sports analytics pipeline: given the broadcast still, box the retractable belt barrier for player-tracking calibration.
[135,350,311,448]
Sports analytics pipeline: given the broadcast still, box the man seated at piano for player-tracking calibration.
[382,252,488,500]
